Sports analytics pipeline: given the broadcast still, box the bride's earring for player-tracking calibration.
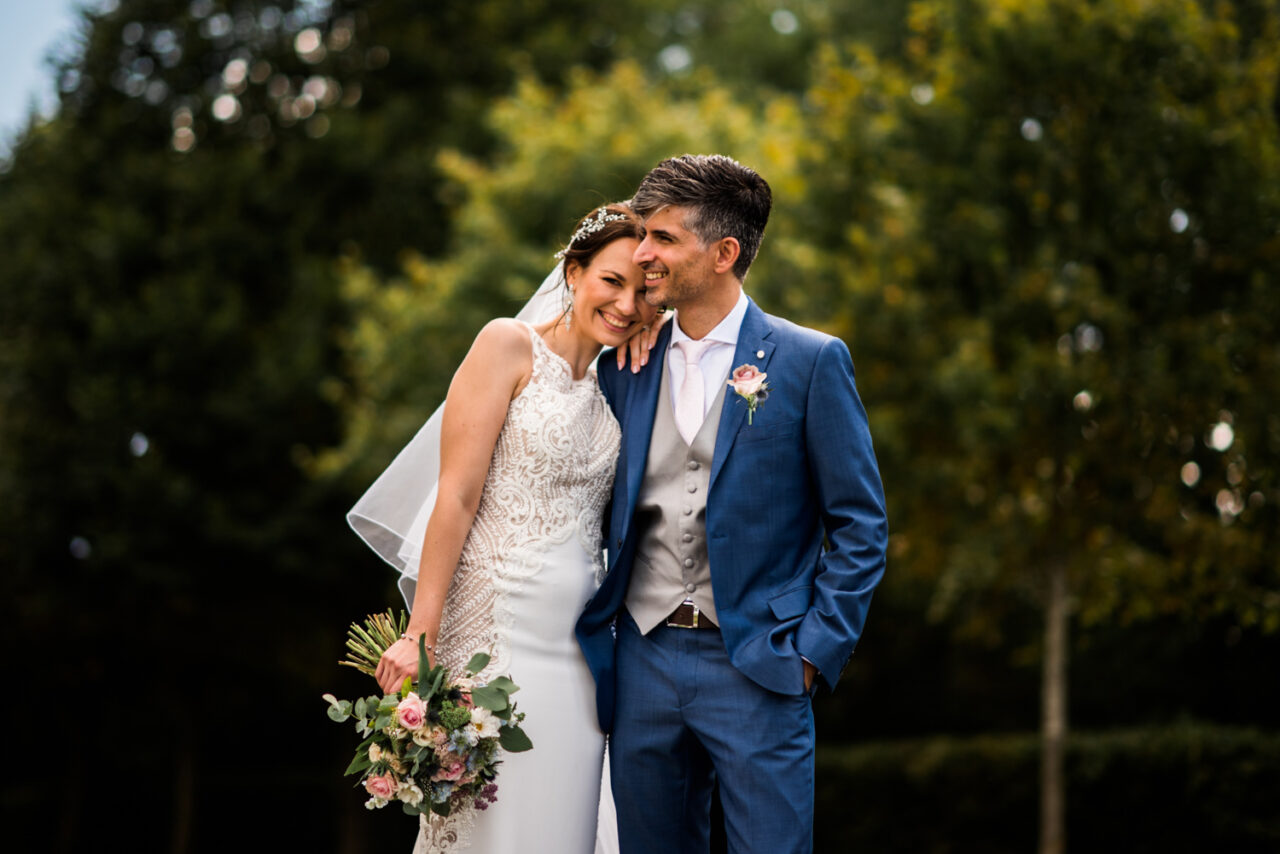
[564,284,575,330]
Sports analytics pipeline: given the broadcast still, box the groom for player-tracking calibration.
[576,155,887,853]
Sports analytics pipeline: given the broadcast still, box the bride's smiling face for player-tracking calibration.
[566,237,654,346]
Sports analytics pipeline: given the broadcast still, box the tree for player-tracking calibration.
[797,1,1280,849]
[317,60,809,482]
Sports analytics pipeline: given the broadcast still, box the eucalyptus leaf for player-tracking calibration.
[499,725,534,753]
[486,675,519,695]
[354,697,367,718]
[430,799,452,817]
[464,652,491,674]
[327,705,351,723]
[373,714,392,730]
[471,685,508,711]
[403,802,422,816]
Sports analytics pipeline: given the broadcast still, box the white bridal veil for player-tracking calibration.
[345,262,570,605]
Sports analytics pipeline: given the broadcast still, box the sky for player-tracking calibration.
[0,0,88,152]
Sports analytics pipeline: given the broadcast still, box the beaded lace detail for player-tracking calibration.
[415,322,619,852]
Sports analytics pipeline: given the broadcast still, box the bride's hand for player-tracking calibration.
[616,308,673,373]
[374,636,433,696]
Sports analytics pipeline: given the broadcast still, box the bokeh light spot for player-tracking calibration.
[70,537,92,560]
[771,10,799,34]
[296,28,327,63]
[172,127,196,152]
[223,58,249,88]
[212,93,242,122]
[1208,422,1234,452]
[658,44,692,73]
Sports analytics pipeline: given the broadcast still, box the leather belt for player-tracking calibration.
[665,600,718,630]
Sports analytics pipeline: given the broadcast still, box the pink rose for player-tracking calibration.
[364,773,397,801]
[397,693,426,731]
[728,364,767,396]
[432,760,466,782]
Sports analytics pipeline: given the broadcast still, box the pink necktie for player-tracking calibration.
[674,338,715,444]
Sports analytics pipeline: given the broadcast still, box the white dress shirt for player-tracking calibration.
[666,290,750,419]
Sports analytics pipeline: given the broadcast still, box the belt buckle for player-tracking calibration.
[667,599,700,629]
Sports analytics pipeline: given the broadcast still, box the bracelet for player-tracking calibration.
[400,632,434,651]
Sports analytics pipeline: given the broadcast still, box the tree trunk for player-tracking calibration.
[1039,560,1068,854]
[171,721,194,854]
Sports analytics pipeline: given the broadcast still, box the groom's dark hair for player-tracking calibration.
[631,154,772,281]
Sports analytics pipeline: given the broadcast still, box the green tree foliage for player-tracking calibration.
[319,61,809,481]
[797,3,1280,846]
[802,0,1280,640]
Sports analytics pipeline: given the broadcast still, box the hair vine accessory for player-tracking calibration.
[554,206,628,259]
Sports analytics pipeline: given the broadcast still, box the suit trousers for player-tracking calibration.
[610,611,815,854]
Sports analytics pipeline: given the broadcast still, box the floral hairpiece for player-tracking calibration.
[554,207,628,259]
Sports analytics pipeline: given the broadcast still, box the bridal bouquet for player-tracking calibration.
[323,610,533,817]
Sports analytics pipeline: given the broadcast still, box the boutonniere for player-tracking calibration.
[727,364,770,424]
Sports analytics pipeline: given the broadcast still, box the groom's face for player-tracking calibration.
[633,206,717,308]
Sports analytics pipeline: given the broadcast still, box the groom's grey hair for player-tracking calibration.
[632,154,772,281]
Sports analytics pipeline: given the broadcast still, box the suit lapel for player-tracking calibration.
[619,323,671,538]
[710,299,775,489]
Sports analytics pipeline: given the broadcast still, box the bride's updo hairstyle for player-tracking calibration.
[557,202,645,278]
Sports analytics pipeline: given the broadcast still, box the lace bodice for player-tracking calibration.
[432,323,620,682]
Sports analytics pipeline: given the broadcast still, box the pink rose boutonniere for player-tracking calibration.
[727,364,770,424]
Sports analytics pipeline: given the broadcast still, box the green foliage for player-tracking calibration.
[816,723,1280,852]
[798,0,1280,640]
[317,60,809,481]
[4,0,1278,848]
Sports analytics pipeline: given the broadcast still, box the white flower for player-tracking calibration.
[469,707,501,740]
[368,743,382,763]
[396,780,425,806]
[411,728,434,747]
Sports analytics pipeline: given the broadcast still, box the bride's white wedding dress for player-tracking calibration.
[413,322,619,854]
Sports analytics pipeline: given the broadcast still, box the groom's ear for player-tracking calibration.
[712,237,741,275]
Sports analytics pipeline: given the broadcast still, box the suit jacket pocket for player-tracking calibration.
[735,418,802,446]
[768,585,813,620]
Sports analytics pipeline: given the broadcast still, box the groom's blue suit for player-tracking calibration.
[576,297,887,851]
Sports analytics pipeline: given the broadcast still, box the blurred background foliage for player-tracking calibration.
[1,0,1277,852]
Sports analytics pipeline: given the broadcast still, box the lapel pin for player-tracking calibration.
[756,349,765,359]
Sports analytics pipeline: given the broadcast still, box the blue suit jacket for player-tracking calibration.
[575,298,888,732]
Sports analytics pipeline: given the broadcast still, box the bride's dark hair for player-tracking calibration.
[559,202,644,275]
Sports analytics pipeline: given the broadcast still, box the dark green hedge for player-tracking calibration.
[815,724,1280,853]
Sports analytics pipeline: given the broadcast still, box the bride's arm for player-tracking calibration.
[374,319,533,695]
[614,308,672,372]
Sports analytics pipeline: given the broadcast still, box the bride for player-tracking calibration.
[348,203,658,852]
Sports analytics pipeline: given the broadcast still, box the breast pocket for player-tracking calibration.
[734,418,802,446]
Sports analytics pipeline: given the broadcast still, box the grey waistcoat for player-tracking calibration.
[625,357,728,633]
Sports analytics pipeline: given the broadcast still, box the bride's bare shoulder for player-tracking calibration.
[453,319,534,397]
[470,318,534,359]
